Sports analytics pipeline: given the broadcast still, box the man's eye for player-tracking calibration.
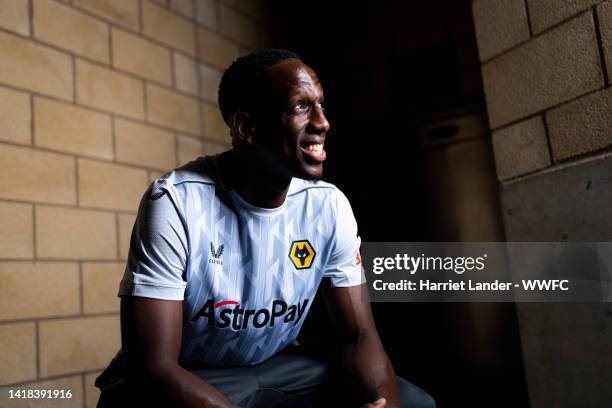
[317,100,325,111]
[292,101,308,113]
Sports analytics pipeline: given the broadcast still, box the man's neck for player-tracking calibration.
[219,150,292,209]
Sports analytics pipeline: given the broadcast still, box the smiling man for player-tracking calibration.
[95,49,435,408]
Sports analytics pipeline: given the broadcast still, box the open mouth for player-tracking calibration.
[300,141,326,162]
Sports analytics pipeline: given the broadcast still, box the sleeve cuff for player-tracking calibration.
[118,282,185,301]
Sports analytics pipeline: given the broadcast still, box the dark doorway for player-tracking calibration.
[270,1,530,407]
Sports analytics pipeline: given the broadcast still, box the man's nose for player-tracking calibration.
[309,107,330,134]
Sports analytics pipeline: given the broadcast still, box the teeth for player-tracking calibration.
[305,144,323,154]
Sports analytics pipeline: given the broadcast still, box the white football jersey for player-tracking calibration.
[118,155,363,366]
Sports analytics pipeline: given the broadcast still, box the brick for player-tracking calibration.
[492,117,551,180]
[472,0,530,61]
[598,2,612,84]
[177,134,204,164]
[0,144,76,205]
[0,376,83,407]
[0,85,30,145]
[85,372,102,408]
[112,28,172,86]
[148,170,166,183]
[482,13,603,128]
[78,158,148,212]
[0,201,33,259]
[76,59,145,120]
[33,0,109,64]
[197,27,239,70]
[527,0,601,34]
[118,212,136,260]
[142,1,195,56]
[36,205,116,259]
[0,31,72,101]
[202,103,228,143]
[203,140,230,155]
[39,316,120,377]
[501,154,612,241]
[0,0,30,36]
[73,0,140,31]
[174,52,199,96]
[83,262,124,313]
[0,262,79,320]
[218,4,257,48]
[147,83,201,134]
[34,97,113,160]
[195,0,217,30]
[171,0,195,19]
[546,88,612,161]
[199,63,222,102]
[0,323,36,385]
[115,119,176,170]
[237,0,268,21]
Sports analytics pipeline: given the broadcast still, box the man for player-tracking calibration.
[96,49,435,408]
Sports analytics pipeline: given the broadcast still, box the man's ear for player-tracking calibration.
[232,111,255,145]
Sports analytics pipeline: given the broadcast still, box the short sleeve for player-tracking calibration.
[323,189,365,287]
[118,185,188,300]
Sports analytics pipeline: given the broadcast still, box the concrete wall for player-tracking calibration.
[473,0,612,406]
[0,0,271,406]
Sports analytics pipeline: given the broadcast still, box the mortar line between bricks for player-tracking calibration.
[489,85,606,132]
[108,23,113,67]
[32,203,37,259]
[0,194,140,216]
[500,146,612,186]
[593,6,610,86]
[75,150,80,206]
[0,135,177,173]
[0,26,223,104]
[523,0,534,37]
[28,0,33,38]
[0,81,207,140]
[0,6,249,69]
[35,320,40,379]
[540,112,555,165]
[30,94,35,146]
[170,51,177,89]
[0,258,128,263]
[111,116,117,162]
[481,8,594,65]
[138,0,144,34]
[0,311,120,326]
[78,261,84,315]
[1,367,116,389]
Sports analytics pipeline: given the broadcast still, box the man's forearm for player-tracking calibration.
[340,333,402,408]
[131,363,238,408]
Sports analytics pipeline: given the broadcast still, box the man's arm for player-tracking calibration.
[321,283,402,408]
[120,297,238,408]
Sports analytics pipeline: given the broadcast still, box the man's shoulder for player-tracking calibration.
[150,155,221,197]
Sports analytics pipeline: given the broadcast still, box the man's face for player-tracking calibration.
[254,58,330,180]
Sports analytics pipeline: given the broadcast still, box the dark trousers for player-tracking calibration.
[96,349,435,408]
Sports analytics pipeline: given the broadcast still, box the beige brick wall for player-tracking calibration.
[0,1,272,404]
[472,1,612,406]
[473,0,611,182]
